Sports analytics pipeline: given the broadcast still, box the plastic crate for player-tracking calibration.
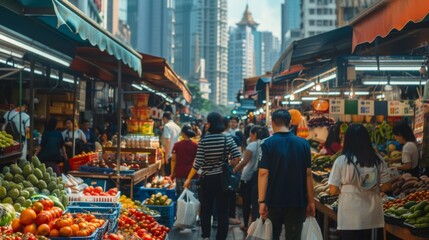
[79,165,135,175]
[0,143,21,155]
[49,220,103,240]
[66,207,118,233]
[80,191,120,203]
[138,187,177,202]
[69,153,98,171]
[81,178,115,191]
[145,203,175,228]
[67,193,82,203]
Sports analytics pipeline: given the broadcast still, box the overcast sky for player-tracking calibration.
[228,0,282,38]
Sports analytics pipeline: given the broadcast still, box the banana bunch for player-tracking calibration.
[119,195,138,209]
[366,121,394,147]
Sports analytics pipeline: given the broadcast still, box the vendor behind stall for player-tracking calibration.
[388,122,419,177]
[322,125,342,156]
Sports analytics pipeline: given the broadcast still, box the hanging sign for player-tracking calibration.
[358,100,374,115]
[312,99,329,113]
[388,101,414,116]
[329,99,345,115]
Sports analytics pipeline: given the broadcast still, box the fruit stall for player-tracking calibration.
[0,131,22,167]
[0,156,173,240]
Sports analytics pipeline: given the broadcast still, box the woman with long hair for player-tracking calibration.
[388,122,419,177]
[328,124,391,240]
[184,112,241,240]
[234,125,270,231]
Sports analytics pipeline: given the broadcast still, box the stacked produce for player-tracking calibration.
[83,186,118,197]
[116,208,169,240]
[0,226,49,240]
[0,131,17,148]
[389,174,429,196]
[314,178,331,199]
[119,195,160,216]
[365,122,394,149]
[0,157,67,212]
[311,151,341,173]
[144,193,173,206]
[384,195,429,228]
[145,176,174,189]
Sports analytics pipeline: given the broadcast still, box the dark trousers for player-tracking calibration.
[340,228,383,240]
[164,157,171,176]
[199,174,229,240]
[268,207,306,240]
[239,180,252,227]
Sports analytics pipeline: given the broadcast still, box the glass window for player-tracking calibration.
[309,20,315,26]
[309,9,315,14]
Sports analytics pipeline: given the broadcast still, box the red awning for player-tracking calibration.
[352,0,429,52]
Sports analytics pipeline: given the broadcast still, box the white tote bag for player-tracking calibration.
[174,188,200,228]
[246,218,273,240]
[301,217,323,240]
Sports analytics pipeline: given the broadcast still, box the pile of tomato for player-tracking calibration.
[83,186,119,196]
[114,208,169,240]
[0,226,48,240]
[384,191,429,210]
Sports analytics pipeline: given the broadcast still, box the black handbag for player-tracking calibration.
[221,136,239,193]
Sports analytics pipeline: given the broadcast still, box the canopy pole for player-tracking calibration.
[72,75,77,157]
[29,59,35,158]
[265,84,270,125]
[116,61,122,187]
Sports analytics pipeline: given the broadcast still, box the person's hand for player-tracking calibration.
[306,202,315,217]
[170,173,176,181]
[259,203,268,220]
[183,179,191,189]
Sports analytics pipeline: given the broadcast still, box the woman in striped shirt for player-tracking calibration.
[184,112,241,240]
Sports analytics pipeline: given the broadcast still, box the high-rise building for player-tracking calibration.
[174,0,200,83]
[69,0,103,24]
[337,0,378,26]
[127,0,175,65]
[105,0,131,44]
[301,0,337,38]
[227,5,258,105]
[281,0,301,50]
[261,32,280,73]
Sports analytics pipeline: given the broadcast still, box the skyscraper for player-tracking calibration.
[281,0,301,50]
[105,0,131,44]
[69,0,103,24]
[261,32,280,73]
[301,0,337,38]
[174,0,200,83]
[227,5,257,105]
[127,0,175,65]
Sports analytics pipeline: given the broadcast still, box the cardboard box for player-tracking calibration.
[49,106,63,114]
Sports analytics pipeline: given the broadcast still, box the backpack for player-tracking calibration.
[4,111,23,142]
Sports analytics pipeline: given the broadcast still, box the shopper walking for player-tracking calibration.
[171,125,199,197]
[2,101,30,160]
[184,112,241,240]
[328,124,391,240]
[162,112,181,176]
[388,122,420,177]
[258,109,315,240]
[234,125,269,231]
[62,118,87,173]
[37,117,66,175]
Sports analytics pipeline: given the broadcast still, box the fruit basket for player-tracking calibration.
[69,153,98,171]
[81,191,121,203]
[0,143,21,156]
[65,207,118,233]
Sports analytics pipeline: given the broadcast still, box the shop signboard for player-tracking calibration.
[358,100,374,115]
[388,101,414,116]
[240,99,257,110]
[329,99,345,115]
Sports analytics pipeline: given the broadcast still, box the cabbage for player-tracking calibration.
[0,203,16,226]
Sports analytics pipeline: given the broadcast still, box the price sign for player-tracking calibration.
[329,99,345,114]
[402,101,413,116]
[388,101,414,116]
[358,100,374,115]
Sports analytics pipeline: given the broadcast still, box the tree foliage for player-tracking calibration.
[188,83,232,116]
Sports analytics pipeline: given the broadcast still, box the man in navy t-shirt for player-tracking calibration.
[258,109,315,240]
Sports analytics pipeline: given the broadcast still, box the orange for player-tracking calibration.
[23,223,37,234]
[11,219,22,232]
[49,229,60,237]
[37,224,51,236]
[59,226,73,237]
[20,209,37,225]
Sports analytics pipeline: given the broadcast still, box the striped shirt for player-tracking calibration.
[193,133,241,176]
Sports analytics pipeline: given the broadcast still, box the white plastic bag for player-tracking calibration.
[174,188,200,228]
[301,217,323,240]
[246,218,273,240]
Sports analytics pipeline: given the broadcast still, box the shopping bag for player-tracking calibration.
[301,217,323,240]
[174,188,200,228]
[246,218,273,240]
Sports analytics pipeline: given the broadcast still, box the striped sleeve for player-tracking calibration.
[193,138,205,170]
[227,135,241,159]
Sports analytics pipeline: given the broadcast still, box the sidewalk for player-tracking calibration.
[168,225,246,240]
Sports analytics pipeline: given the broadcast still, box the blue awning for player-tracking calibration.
[51,0,141,76]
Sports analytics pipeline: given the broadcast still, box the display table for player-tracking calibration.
[0,151,22,166]
[314,198,427,240]
[69,161,160,199]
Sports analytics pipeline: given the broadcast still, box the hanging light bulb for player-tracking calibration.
[315,76,321,91]
[290,94,295,101]
[384,75,393,91]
